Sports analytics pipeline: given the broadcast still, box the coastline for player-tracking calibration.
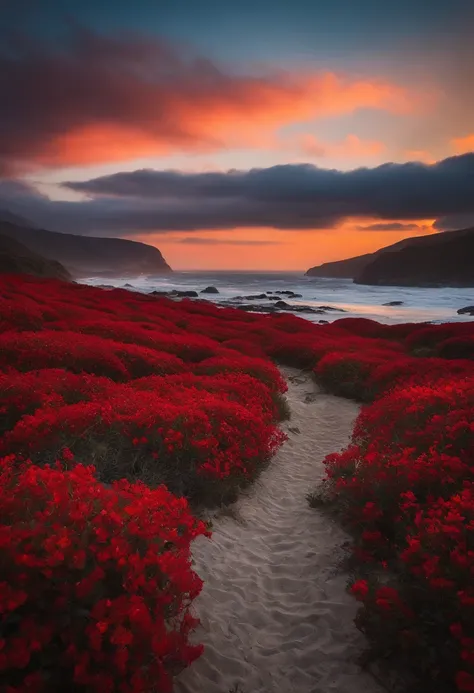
[82,272,474,325]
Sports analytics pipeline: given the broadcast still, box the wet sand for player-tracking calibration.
[175,368,384,693]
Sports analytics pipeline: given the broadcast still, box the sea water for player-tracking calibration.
[82,271,474,325]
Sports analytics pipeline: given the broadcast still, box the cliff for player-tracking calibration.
[0,220,172,277]
[306,227,474,287]
[0,233,71,280]
[305,252,375,279]
[355,226,474,287]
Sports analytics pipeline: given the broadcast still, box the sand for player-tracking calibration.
[175,368,384,693]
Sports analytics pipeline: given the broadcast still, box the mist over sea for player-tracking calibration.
[83,271,474,325]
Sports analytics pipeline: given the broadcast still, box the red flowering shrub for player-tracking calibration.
[330,317,390,339]
[438,336,474,360]
[354,377,474,451]
[332,317,421,341]
[221,338,266,358]
[72,319,219,362]
[2,389,285,502]
[0,369,114,433]
[0,455,207,692]
[314,349,396,400]
[368,357,473,398]
[346,487,474,691]
[131,372,284,422]
[0,295,47,333]
[266,334,334,369]
[399,487,474,690]
[318,373,474,689]
[0,331,186,380]
[194,355,287,393]
[264,328,404,371]
[405,323,474,352]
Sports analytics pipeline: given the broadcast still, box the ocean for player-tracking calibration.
[82,271,474,325]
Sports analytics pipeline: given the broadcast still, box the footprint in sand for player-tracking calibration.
[175,368,384,693]
[287,426,301,435]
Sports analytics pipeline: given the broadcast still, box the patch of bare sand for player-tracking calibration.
[175,367,384,693]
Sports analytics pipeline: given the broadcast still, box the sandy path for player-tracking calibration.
[175,368,383,693]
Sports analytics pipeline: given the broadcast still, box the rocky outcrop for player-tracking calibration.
[274,300,325,314]
[274,290,303,297]
[150,289,197,298]
[458,306,474,315]
[147,287,346,317]
[0,220,172,277]
[201,286,219,294]
[219,299,344,316]
[233,294,268,300]
[173,290,199,297]
[383,301,404,306]
[0,233,71,281]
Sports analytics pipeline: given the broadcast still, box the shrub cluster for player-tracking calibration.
[315,347,474,690]
[0,274,296,690]
[0,454,207,693]
[1,274,474,690]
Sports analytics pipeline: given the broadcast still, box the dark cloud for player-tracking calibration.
[354,222,426,231]
[66,154,474,223]
[0,28,410,174]
[433,213,474,231]
[0,30,228,173]
[1,154,473,236]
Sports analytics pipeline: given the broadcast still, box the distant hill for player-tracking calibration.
[356,226,474,287]
[0,233,71,280]
[306,227,474,287]
[305,252,375,279]
[0,219,172,277]
[0,208,35,228]
[305,234,434,279]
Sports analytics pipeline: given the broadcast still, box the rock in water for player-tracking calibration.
[458,305,474,315]
[201,286,219,294]
[383,301,404,306]
[275,300,325,314]
[173,290,199,298]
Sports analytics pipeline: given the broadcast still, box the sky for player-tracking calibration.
[1,0,474,270]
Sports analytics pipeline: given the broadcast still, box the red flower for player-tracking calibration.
[351,580,369,601]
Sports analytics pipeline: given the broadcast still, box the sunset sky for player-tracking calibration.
[1,0,474,269]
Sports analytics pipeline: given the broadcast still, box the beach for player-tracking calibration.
[175,368,383,693]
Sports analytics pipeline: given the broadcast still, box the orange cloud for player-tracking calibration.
[296,134,385,160]
[37,125,204,167]
[1,31,423,172]
[451,134,474,154]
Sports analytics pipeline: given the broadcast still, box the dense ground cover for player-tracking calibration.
[0,275,291,692]
[311,328,474,691]
[1,274,474,691]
